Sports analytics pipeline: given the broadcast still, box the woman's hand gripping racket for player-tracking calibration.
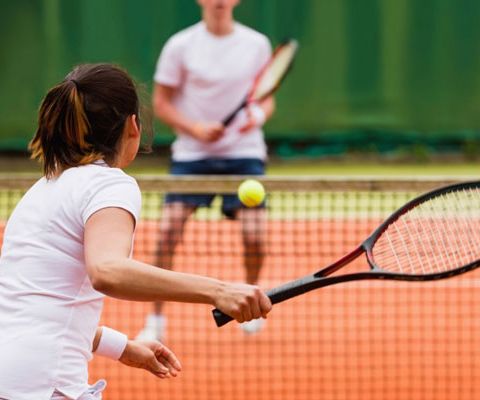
[213,180,480,327]
[222,38,298,127]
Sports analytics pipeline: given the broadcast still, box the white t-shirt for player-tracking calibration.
[154,21,271,161]
[0,162,141,400]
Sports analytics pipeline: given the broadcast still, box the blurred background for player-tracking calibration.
[1,0,480,166]
[2,1,480,400]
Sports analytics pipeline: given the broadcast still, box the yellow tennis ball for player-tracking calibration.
[238,179,265,207]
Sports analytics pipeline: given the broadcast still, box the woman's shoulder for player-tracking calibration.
[60,163,139,192]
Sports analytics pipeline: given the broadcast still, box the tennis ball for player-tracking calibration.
[238,179,265,207]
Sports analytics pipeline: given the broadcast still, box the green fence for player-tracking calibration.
[1,0,480,152]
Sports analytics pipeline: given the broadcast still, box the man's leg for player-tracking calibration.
[238,207,267,334]
[136,202,195,341]
[239,208,267,284]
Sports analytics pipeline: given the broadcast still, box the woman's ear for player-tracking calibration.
[127,114,141,138]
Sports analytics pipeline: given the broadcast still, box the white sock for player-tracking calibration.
[145,314,166,327]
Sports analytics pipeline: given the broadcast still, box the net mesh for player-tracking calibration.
[372,186,480,274]
[1,175,479,400]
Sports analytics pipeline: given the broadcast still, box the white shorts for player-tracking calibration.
[50,380,107,400]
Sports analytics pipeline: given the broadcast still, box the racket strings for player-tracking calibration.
[372,187,480,275]
[252,41,297,100]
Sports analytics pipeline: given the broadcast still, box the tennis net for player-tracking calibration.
[1,175,479,400]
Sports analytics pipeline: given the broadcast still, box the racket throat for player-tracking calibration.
[313,245,364,278]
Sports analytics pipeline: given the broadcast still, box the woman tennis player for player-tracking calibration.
[0,63,271,400]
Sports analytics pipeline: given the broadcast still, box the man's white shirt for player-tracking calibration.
[154,21,271,161]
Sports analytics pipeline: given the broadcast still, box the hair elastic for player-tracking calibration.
[69,79,79,88]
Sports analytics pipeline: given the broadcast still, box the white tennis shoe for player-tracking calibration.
[136,314,167,342]
[239,318,265,335]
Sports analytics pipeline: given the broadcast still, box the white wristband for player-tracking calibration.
[95,326,128,360]
[249,104,266,126]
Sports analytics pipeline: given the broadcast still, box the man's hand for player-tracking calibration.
[119,339,182,378]
[190,122,224,142]
[238,104,267,133]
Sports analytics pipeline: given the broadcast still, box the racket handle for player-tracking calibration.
[211,272,345,327]
[222,100,247,127]
[212,309,234,327]
[211,276,315,327]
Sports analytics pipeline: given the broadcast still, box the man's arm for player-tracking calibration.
[239,95,276,133]
[258,95,276,121]
[152,83,224,143]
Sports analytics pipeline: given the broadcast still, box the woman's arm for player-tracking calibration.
[92,326,182,378]
[92,327,102,352]
[84,207,271,323]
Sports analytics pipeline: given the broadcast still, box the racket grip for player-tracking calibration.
[212,309,234,327]
[222,111,238,127]
[212,274,326,327]
[222,100,247,127]
[210,287,297,327]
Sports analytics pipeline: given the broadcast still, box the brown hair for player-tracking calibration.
[30,63,151,178]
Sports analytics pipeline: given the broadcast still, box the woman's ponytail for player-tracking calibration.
[30,79,99,178]
[29,64,148,178]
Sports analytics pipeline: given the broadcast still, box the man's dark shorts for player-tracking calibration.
[165,158,265,218]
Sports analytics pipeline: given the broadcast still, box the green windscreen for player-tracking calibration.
[1,0,479,150]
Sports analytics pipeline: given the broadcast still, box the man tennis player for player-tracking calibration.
[137,0,275,341]
[0,63,271,400]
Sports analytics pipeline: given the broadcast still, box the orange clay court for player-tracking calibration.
[78,216,480,400]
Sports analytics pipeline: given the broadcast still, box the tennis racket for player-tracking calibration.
[213,180,480,327]
[222,38,298,126]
